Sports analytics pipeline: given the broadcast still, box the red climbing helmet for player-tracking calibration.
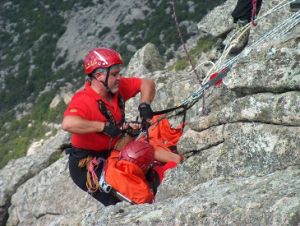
[83,47,123,75]
[119,140,155,172]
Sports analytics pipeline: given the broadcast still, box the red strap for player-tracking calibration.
[209,72,223,87]
[251,0,257,26]
[154,161,178,182]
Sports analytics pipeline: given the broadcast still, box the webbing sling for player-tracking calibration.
[97,94,130,201]
[98,94,125,126]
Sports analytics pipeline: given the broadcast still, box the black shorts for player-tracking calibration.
[232,0,263,22]
[67,148,120,206]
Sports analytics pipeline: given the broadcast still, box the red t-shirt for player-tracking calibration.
[64,77,142,151]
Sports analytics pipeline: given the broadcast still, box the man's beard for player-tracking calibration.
[108,83,119,94]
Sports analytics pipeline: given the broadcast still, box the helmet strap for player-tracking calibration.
[102,67,114,95]
[92,67,114,95]
[104,67,110,88]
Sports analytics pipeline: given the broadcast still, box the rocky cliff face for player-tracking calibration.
[54,0,151,69]
[1,1,300,225]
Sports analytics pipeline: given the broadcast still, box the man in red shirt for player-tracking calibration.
[62,47,155,206]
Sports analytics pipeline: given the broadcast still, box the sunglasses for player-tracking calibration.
[93,64,123,77]
[109,64,123,77]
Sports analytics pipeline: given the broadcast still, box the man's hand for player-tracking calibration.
[122,122,141,137]
[102,122,122,138]
[138,103,153,121]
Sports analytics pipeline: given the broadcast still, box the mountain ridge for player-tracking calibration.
[0,0,224,169]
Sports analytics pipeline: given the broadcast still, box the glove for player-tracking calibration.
[102,122,122,138]
[126,126,140,137]
[138,103,153,121]
[141,120,151,132]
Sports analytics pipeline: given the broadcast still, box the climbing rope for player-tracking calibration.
[200,0,298,84]
[220,10,300,71]
[172,1,300,116]
[170,0,201,83]
[190,12,300,111]
[214,0,297,72]
[154,0,299,123]
[170,0,208,115]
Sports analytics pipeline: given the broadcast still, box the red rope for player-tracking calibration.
[86,157,101,193]
[171,0,209,115]
[251,0,257,26]
[170,0,201,83]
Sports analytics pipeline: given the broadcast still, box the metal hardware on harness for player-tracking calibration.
[98,165,136,204]
[99,171,112,193]
[113,191,136,205]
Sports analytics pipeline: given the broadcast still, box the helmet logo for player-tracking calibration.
[84,48,123,74]
[93,50,108,66]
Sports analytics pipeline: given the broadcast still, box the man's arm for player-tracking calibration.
[62,115,104,134]
[138,78,156,122]
[140,78,155,104]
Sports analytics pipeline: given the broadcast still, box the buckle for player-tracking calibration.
[99,172,112,193]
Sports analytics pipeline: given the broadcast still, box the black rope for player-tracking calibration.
[104,67,110,88]
[151,66,231,124]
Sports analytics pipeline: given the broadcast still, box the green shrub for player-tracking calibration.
[0,66,76,169]
[0,0,226,169]
[170,35,218,71]
[190,35,218,57]
[0,0,94,113]
[0,93,66,169]
[174,59,189,71]
[116,0,225,64]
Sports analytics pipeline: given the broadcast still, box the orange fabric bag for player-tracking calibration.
[104,115,184,204]
[148,115,184,152]
[104,151,154,204]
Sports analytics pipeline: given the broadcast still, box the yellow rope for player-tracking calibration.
[78,157,100,193]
